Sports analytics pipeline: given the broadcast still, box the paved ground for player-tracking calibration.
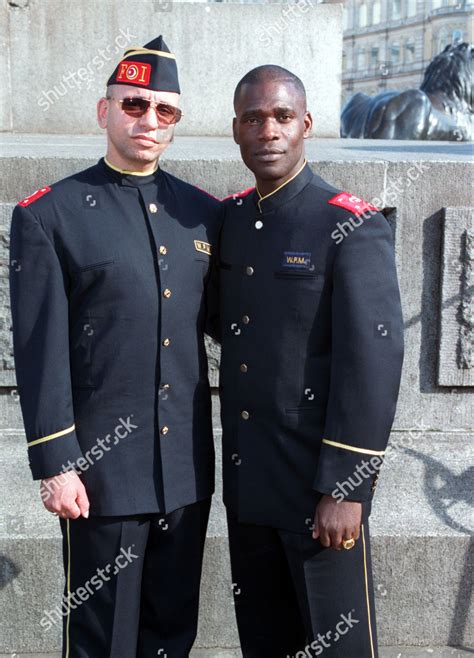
[2,648,473,657]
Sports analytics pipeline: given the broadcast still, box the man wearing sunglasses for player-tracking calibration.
[10,36,220,657]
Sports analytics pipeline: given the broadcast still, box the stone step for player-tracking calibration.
[1,390,472,652]
[0,133,471,204]
[1,649,473,658]
[1,134,472,653]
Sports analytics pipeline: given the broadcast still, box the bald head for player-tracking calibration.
[234,65,306,110]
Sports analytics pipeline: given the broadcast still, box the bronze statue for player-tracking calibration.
[341,42,473,141]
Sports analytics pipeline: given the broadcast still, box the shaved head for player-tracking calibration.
[234,65,306,110]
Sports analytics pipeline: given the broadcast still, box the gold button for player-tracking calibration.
[159,245,167,255]
[149,203,158,213]
[246,266,254,276]
[163,288,172,299]
[241,410,250,420]
[242,315,250,324]
[240,364,248,373]
[162,338,171,347]
[160,425,169,435]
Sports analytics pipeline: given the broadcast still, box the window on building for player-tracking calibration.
[370,46,380,68]
[343,7,348,30]
[432,0,443,8]
[391,42,401,64]
[346,49,353,71]
[407,0,417,16]
[357,48,367,70]
[405,39,416,63]
[392,0,402,19]
[437,27,450,52]
[372,1,382,23]
[358,3,368,27]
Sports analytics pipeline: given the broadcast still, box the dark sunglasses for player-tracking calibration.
[107,96,183,126]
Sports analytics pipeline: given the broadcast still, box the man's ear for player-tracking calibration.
[303,111,313,139]
[232,116,239,145]
[97,97,109,130]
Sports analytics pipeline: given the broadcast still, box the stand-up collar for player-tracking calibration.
[255,160,313,213]
[100,156,160,187]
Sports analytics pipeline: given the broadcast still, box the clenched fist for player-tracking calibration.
[40,470,90,520]
[312,494,362,550]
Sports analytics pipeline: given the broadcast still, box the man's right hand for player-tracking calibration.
[40,470,90,519]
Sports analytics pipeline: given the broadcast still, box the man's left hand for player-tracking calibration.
[312,495,362,550]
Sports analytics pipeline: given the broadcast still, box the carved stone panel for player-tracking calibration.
[438,207,474,386]
[0,204,15,386]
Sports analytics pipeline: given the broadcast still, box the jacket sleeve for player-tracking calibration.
[313,211,404,501]
[9,204,84,480]
[204,253,221,343]
[204,206,223,344]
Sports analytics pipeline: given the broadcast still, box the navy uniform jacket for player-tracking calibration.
[9,158,221,516]
[218,162,404,534]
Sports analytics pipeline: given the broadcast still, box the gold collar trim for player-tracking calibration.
[104,156,159,176]
[256,159,307,212]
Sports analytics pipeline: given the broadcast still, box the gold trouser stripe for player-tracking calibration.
[123,47,176,60]
[322,438,385,456]
[256,159,307,212]
[65,518,71,658]
[27,424,76,448]
[362,524,376,658]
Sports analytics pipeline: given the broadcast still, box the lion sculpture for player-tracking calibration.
[341,42,473,141]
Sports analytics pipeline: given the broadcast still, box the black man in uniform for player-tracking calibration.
[10,36,221,658]
[218,65,404,657]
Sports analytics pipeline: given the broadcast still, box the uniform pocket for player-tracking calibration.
[74,259,115,273]
[70,316,134,392]
[285,405,326,414]
[274,270,325,290]
[282,405,326,442]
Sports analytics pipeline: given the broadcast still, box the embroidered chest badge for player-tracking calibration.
[283,252,312,269]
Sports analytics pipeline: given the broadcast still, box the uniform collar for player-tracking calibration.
[255,159,312,213]
[100,156,160,187]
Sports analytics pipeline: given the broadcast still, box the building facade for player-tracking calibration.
[340,0,473,105]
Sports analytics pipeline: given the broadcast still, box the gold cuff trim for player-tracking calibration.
[256,159,307,212]
[104,156,159,176]
[27,424,76,448]
[322,438,385,456]
[123,47,176,60]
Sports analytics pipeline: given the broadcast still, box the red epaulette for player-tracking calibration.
[327,191,379,217]
[221,187,255,202]
[17,186,51,207]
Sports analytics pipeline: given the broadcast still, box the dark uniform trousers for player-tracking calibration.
[227,503,377,658]
[59,497,211,658]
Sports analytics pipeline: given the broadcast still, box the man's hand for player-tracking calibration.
[312,494,362,550]
[40,470,90,520]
